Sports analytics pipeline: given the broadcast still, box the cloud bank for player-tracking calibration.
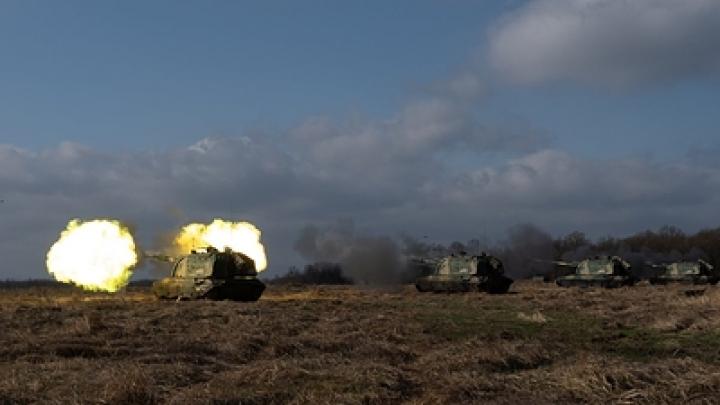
[489,0,720,86]
[1,120,719,279]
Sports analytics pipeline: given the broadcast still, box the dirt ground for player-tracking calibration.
[3,281,720,404]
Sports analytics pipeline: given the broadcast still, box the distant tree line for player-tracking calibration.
[553,226,720,263]
[267,262,353,285]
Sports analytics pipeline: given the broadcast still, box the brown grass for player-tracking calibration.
[2,281,720,403]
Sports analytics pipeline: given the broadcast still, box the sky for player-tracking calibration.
[2,0,720,279]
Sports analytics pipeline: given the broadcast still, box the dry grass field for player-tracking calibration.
[3,281,720,404]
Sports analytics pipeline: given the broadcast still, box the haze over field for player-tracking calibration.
[2,0,720,278]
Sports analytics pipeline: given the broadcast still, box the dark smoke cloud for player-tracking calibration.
[399,235,452,258]
[294,220,560,284]
[342,236,402,286]
[293,219,355,262]
[293,219,403,286]
[495,224,555,279]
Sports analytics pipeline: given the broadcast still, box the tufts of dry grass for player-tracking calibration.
[2,281,720,403]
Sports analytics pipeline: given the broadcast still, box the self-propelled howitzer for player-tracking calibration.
[648,259,718,285]
[414,252,513,294]
[555,256,637,288]
[147,247,265,301]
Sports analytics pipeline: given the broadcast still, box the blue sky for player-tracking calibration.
[2,0,720,278]
[1,0,718,157]
[0,1,505,149]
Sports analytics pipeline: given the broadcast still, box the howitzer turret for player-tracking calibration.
[148,246,265,301]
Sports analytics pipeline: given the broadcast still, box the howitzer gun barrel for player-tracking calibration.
[143,251,176,263]
[407,256,441,266]
[534,259,577,267]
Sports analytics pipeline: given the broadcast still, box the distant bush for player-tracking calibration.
[269,262,353,285]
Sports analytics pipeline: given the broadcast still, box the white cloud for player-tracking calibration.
[489,0,720,86]
[434,149,720,212]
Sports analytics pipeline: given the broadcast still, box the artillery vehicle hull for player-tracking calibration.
[153,277,265,301]
[556,275,636,288]
[151,247,265,301]
[415,274,513,294]
[414,253,513,294]
[648,276,717,285]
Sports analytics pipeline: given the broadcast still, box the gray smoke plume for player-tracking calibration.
[293,219,355,261]
[293,219,402,285]
[494,223,555,279]
[342,236,402,286]
[399,235,449,258]
[561,245,593,262]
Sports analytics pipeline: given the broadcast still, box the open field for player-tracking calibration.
[3,281,720,404]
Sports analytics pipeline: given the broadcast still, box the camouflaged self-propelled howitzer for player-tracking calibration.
[555,256,637,288]
[414,252,513,294]
[148,247,265,301]
[648,259,718,285]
